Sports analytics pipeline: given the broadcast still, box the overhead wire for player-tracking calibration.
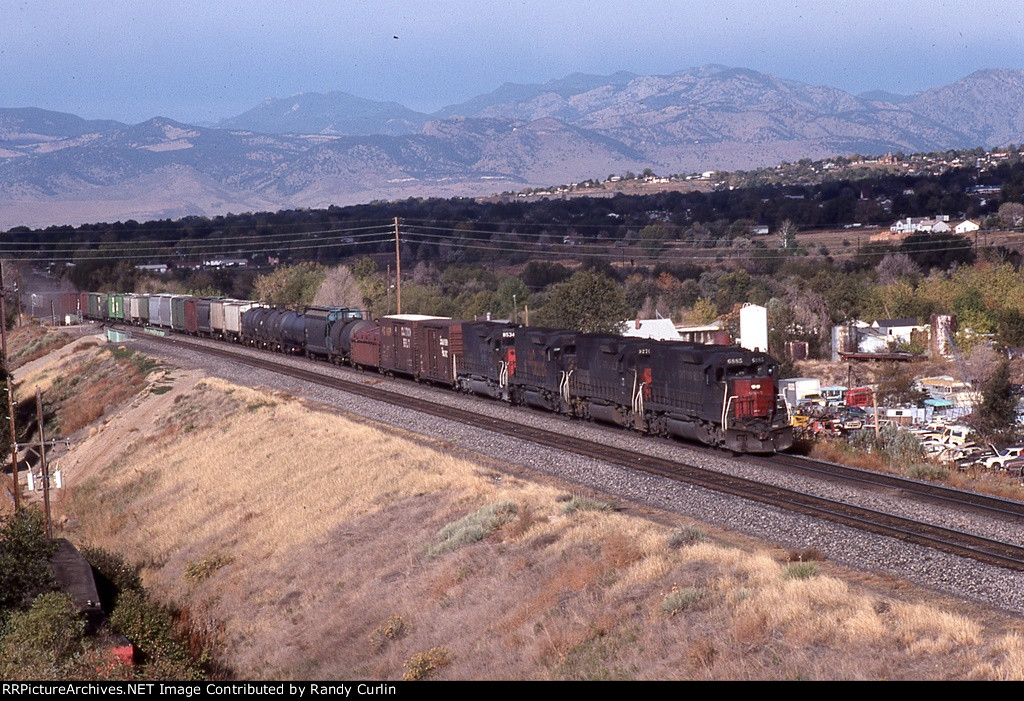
[0,216,1018,264]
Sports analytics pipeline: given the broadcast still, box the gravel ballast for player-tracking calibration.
[122,329,1024,615]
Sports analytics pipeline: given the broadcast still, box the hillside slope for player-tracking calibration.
[16,334,1024,680]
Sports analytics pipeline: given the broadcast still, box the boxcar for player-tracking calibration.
[417,319,463,385]
[224,301,258,341]
[379,314,449,378]
[107,294,125,321]
[170,295,192,332]
[184,298,199,335]
[196,298,215,336]
[210,299,231,338]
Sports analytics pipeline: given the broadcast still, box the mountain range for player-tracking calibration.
[3,65,1024,229]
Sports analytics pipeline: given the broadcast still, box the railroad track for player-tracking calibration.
[128,328,1024,572]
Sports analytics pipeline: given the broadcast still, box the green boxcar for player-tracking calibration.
[171,295,193,331]
[108,293,125,320]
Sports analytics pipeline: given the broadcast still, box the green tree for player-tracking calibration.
[537,269,628,333]
[0,510,57,614]
[253,262,326,307]
[973,358,1016,438]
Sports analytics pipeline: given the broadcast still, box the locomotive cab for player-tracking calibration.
[719,353,793,452]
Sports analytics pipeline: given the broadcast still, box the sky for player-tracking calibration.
[2,0,1023,125]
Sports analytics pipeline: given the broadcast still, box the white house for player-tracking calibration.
[954,219,980,234]
[872,318,927,345]
[889,215,952,234]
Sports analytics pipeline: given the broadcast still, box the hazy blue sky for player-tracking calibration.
[2,0,1022,124]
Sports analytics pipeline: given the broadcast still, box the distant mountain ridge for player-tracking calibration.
[4,65,1024,228]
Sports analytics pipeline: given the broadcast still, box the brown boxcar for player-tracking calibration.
[184,298,199,335]
[379,314,449,378]
[417,319,463,385]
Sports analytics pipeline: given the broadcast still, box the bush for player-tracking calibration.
[82,546,143,613]
[783,562,820,580]
[905,462,949,482]
[561,495,614,515]
[369,615,408,651]
[184,554,234,583]
[403,646,454,681]
[667,526,706,549]
[661,587,706,617]
[110,590,205,680]
[0,510,58,614]
[0,592,85,680]
[429,501,518,556]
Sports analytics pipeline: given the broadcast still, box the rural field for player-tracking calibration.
[15,333,1024,680]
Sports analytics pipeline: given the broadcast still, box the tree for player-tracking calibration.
[778,219,797,250]
[973,358,1016,439]
[0,510,57,614]
[253,262,326,307]
[997,202,1024,229]
[875,363,927,407]
[311,265,364,309]
[537,269,628,333]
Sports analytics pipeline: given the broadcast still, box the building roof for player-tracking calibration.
[873,318,920,328]
[619,318,682,341]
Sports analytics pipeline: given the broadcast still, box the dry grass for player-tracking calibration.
[14,341,158,436]
[34,348,1024,680]
[7,323,73,369]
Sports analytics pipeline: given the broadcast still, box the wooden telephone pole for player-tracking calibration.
[0,260,18,510]
[394,217,402,315]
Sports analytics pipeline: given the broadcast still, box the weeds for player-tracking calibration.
[661,586,706,617]
[368,616,408,651]
[402,647,454,681]
[783,562,820,580]
[428,501,518,556]
[184,554,235,583]
[905,462,949,482]
[561,495,614,515]
[668,526,707,548]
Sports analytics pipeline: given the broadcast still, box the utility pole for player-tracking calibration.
[36,387,51,538]
[386,263,391,316]
[394,217,402,315]
[0,260,17,510]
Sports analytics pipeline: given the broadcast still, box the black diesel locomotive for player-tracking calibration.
[89,294,793,453]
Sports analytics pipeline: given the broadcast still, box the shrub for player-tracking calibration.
[82,546,143,614]
[184,554,234,583]
[0,592,85,680]
[429,501,518,556]
[667,526,706,548]
[403,646,454,680]
[561,495,614,515]
[110,590,205,680]
[783,562,820,580]
[661,587,706,617]
[0,510,58,614]
[369,615,408,651]
[905,462,949,482]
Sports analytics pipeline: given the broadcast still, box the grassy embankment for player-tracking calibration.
[16,334,1024,680]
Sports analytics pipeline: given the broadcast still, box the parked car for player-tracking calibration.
[980,445,1024,471]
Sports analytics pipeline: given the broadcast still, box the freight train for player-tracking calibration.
[69,291,793,453]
